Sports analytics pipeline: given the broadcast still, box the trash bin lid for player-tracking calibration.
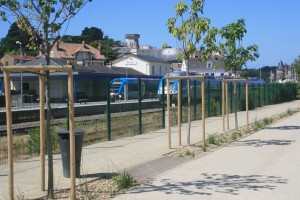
[57,130,84,135]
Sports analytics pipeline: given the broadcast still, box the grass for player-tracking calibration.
[113,171,135,190]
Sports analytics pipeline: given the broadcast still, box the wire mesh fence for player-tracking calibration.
[0,73,298,165]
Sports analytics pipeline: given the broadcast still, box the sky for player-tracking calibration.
[1,0,300,68]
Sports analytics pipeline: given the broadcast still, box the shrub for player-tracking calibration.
[206,134,220,145]
[263,117,273,125]
[28,128,58,155]
[184,149,195,158]
[113,171,134,190]
[230,131,241,141]
[210,98,219,117]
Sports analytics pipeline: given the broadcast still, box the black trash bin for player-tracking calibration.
[57,130,84,178]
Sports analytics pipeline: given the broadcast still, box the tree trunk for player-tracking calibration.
[185,59,191,146]
[43,48,54,199]
[45,71,54,199]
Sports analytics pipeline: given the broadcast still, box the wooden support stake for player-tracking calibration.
[178,79,181,146]
[39,73,45,191]
[4,70,14,200]
[246,79,249,130]
[167,77,171,149]
[234,81,238,130]
[222,81,225,132]
[68,70,76,200]
[202,79,206,151]
[226,82,229,130]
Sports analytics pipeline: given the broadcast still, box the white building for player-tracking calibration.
[111,54,170,76]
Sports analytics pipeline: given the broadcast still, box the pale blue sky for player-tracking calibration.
[1,0,300,68]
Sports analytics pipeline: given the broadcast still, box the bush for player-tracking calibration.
[28,128,58,155]
[113,171,134,190]
[210,98,219,117]
[206,134,220,145]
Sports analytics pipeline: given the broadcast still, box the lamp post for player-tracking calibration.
[16,41,23,108]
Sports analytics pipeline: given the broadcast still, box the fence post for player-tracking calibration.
[258,83,261,107]
[252,83,255,108]
[180,79,183,122]
[264,83,266,106]
[230,82,233,113]
[219,81,222,115]
[238,82,241,111]
[162,79,165,129]
[67,95,69,130]
[193,80,196,120]
[106,80,111,141]
[138,78,142,135]
[207,81,210,117]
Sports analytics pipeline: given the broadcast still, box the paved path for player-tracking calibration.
[0,100,299,199]
[115,111,300,200]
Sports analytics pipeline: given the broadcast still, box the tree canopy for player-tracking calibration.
[0,22,37,57]
[219,19,259,76]
[292,55,300,81]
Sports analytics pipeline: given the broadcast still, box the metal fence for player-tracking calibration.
[0,74,298,165]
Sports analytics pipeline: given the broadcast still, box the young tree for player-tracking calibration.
[0,0,92,198]
[291,55,300,82]
[167,0,218,146]
[219,19,259,130]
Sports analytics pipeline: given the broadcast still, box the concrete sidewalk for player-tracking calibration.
[0,100,299,199]
[115,107,300,200]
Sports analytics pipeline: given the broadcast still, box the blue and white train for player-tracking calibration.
[157,71,265,103]
[110,78,161,101]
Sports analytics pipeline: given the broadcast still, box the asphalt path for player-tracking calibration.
[115,112,300,200]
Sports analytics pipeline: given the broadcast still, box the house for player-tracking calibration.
[276,60,295,82]
[111,53,170,76]
[50,41,106,69]
[114,33,229,77]
[0,54,35,66]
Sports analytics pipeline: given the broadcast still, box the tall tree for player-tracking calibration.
[90,38,120,63]
[0,0,92,198]
[81,26,104,42]
[0,22,36,57]
[219,18,259,130]
[167,0,218,147]
[291,55,300,82]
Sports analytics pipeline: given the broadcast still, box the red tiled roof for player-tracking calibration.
[51,42,106,60]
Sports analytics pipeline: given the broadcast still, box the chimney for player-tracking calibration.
[125,34,140,49]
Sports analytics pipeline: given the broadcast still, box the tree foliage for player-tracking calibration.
[167,0,218,62]
[292,55,300,81]
[219,19,259,76]
[0,22,37,57]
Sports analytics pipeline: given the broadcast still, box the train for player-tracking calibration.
[157,71,265,103]
[110,77,161,101]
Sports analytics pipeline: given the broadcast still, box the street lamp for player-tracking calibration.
[16,41,23,108]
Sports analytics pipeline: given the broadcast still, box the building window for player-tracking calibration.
[152,66,155,75]
[159,66,162,75]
